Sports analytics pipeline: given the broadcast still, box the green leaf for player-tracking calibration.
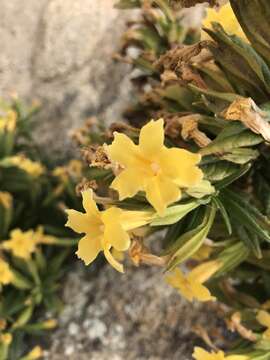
[150,200,201,226]
[215,242,250,276]
[215,163,251,190]
[200,122,263,156]
[237,226,262,259]
[212,197,232,235]
[165,203,216,271]
[220,190,270,243]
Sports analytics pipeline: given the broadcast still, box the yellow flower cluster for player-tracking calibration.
[0,110,17,132]
[8,155,45,177]
[193,347,249,360]
[66,119,203,273]
[204,3,245,39]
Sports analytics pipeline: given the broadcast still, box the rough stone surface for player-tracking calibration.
[0,2,220,359]
[0,0,133,159]
[43,263,223,360]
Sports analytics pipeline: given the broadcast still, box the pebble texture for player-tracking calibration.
[44,263,222,360]
[0,0,133,159]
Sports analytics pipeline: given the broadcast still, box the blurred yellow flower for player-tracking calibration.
[203,3,245,39]
[53,159,83,183]
[0,259,13,285]
[192,244,213,261]
[165,261,220,302]
[8,155,45,177]
[107,119,202,215]
[0,333,12,345]
[24,346,43,360]
[2,227,54,260]
[193,347,249,360]
[66,189,153,273]
[42,318,58,329]
[257,310,270,339]
[0,110,17,132]
[32,226,58,245]
[2,229,36,260]
[0,191,12,209]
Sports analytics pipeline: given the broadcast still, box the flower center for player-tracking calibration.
[150,162,160,175]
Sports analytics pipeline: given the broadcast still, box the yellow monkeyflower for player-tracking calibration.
[0,192,12,209]
[2,229,37,260]
[0,259,13,285]
[8,156,44,177]
[165,261,221,302]
[193,347,249,360]
[107,119,203,215]
[257,310,270,339]
[66,189,153,273]
[0,110,17,132]
[203,3,245,39]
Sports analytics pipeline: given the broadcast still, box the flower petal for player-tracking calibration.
[165,268,185,288]
[104,247,124,273]
[145,175,181,215]
[102,208,131,252]
[66,210,90,234]
[110,168,143,200]
[159,147,203,187]
[192,347,225,360]
[188,261,220,284]
[76,235,102,265]
[190,281,215,302]
[139,119,164,157]
[107,132,138,167]
[81,189,99,217]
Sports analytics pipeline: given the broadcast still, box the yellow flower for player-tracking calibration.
[193,347,249,360]
[0,110,17,132]
[66,189,153,273]
[257,310,270,339]
[165,261,221,302]
[2,229,37,260]
[203,3,245,39]
[0,259,13,285]
[0,192,12,209]
[24,346,43,359]
[107,119,203,215]
[0,333,12,346]
[8,156,44,177]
